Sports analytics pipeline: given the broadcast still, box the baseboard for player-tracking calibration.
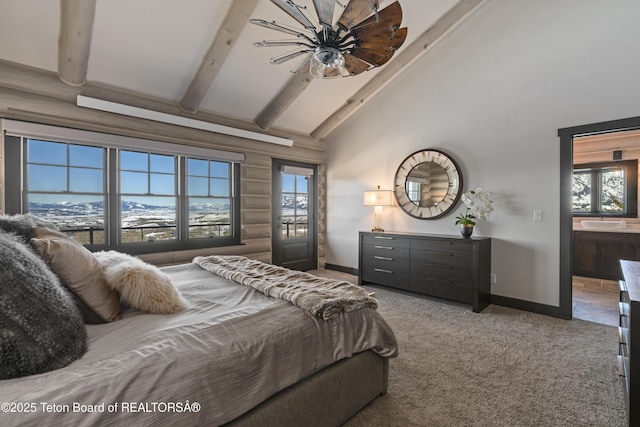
[490,295,568,319]
[325,263,358,276]
[326,265,568,320]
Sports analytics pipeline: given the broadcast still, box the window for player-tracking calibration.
[120,150,177,243]
[406,180,421,205]
[27,139,106,244]
[281,173,308,239]
[187,158,233,239]
[5,129,241,254]
[572,160,638,217]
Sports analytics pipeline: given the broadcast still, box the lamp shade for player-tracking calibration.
[364,189,394,207]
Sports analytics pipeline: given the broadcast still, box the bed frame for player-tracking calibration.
[226,350,388,426]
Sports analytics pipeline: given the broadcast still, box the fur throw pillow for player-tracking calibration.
[0,230,87,379]
[0,213,59,243]
[94,251,188,314]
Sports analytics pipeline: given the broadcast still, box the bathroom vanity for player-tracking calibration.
[573,228,640,280]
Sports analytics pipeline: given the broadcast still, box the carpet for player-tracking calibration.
[337,283,626,426]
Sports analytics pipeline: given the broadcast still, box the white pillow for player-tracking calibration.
[31,227,119,323]
[94,251,188,314]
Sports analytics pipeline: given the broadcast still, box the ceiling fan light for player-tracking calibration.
[309,47,345,79]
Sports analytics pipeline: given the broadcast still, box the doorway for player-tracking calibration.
[559,116,640,321]
[271,159,317,271]
[571,132,638,326]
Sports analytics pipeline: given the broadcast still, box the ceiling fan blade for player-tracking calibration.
[249,19,309,38]
[270,49,313,65]
[351,1,402,39]
[322,67,342,78]
[343,53,372,75]
[270,0,316,30]
[254,40,315,48]
[313,0,335,27]
[337,0,378,30]
[349,47,392,67]
[357,27,407,52]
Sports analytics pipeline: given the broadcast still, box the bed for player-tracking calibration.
[0,231,398,426]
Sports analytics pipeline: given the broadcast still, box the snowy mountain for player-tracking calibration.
[281,194,308,210]
[28,200,231,217]
[28,200,172,217]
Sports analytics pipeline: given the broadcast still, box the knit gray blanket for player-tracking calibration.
[192,255,378,320]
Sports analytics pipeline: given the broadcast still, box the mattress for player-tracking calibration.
[0,262,398,426]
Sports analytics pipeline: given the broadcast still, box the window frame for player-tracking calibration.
[4,134,242,254]
[572,159,638,218]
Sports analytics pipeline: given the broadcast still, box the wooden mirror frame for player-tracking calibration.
[394,149,463,219]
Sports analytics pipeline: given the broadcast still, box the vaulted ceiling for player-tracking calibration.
[0,0,483,141]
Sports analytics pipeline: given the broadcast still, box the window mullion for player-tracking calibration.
[591,170,600,214]
[66,144,71,192]
[108,148,119,247]
[178,156,187,240]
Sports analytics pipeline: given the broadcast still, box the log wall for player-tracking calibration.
[0,61,326,267]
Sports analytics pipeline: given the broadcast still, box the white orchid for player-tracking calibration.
[456,188,494,225]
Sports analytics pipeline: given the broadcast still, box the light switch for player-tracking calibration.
[533,210,543,221]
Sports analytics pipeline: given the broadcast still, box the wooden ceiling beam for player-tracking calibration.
[311,0,484,141]
[180,0,260,113]
[254,57,313,130]
[58,0,96,86]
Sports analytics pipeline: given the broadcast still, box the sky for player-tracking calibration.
[27,139,231,207]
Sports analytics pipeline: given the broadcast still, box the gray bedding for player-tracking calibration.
[0,262,398,426]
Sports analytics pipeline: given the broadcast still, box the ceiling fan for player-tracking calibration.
[250,0,407,79]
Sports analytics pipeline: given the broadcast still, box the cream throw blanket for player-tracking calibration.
[193,255,378,320]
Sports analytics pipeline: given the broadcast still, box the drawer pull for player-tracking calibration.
[426,250,454,256]
[374,268,393,274]
[374,256,393,261]
[374,236,393,240]
[374,245,394,250]
[428,277,454,285]
[420,263,454,270]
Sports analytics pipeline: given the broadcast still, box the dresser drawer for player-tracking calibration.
[618,354,628,377]
[620,326,630,347]
[411,239,472,255]
[621,313,630,329]
[362,253,410,275]
[362,233,411,249]
[410,260,472,283]
[411,248,472,269]
[621,280,630,304]
[361,266,410,290]
[363,243,410,262]
[410,275,472,303]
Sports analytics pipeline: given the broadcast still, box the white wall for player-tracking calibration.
[324,0,640,307]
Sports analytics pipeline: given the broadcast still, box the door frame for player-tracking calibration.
[559,115,640,319]
[271,158,318,270]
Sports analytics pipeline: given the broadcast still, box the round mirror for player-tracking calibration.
[394,149,463,219]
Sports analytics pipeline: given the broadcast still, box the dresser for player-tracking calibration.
[619,260,640,425]
[358,231,492,312]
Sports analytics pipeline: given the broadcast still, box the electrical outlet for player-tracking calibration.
[533,210,543,221]
[490,274,496,284]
